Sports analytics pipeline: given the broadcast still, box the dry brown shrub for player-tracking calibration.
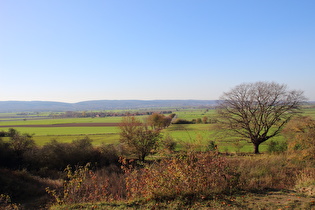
[230,154,298,191]
[123,152,238,201]
[47,164,125,205]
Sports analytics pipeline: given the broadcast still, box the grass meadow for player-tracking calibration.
[0,116,124,126]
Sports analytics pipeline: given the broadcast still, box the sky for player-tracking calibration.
[1,0,315,103]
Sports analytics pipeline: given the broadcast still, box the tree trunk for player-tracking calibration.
[254,143,260,154]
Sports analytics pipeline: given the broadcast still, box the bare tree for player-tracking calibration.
[216,81,306,154]
[119,116,162,161]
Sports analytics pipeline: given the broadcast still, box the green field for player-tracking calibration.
[30,133,119,146]
[0,116,124,126]
[1,107,314,152]
[172,108,216,120]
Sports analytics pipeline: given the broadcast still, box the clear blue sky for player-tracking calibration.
[1,0,314,102]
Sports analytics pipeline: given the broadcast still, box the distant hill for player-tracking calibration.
[0,100,218,112]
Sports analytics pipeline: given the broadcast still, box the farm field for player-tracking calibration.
[0,116,124,126]
[0,107,314,151]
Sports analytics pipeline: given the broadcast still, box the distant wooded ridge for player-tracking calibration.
[0,100,218,112]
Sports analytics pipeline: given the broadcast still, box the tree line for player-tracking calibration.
[48,110,173,118]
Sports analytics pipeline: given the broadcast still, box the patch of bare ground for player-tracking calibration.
[223,190,315,210]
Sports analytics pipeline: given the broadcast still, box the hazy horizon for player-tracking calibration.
[0,99,219,104]
[1,1,315,102]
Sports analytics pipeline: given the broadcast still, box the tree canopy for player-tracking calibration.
[119,116,162,161]
[216,81,306,154]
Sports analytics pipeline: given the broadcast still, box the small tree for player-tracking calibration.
[216,81,306,154]
[146,113,172,129]
[119,116,161,161]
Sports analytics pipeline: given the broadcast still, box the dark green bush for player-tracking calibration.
[24,137,120,172]
[96,144,120,166]
[0,138,16,168]
[172,119,192,124]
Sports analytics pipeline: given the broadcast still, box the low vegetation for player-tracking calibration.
[45,152,315,209]
[1,92,315,209]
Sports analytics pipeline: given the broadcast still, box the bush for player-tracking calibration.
[0,131,6,137]
[27,137,120,171]
[7,128,18,137]
[0,194,19,209]
[0,139,16,168]
[172,119,192,124]
[161,134,177,153]
[123,152,238,201]
[47,164,125,205]
[0,132,37,169]
[96,144,120,166]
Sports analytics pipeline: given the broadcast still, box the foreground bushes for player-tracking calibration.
[0,132,120,174]
[123,152,237,200]
[48,152,237,205]
[47,152,315,208]
[46,164,125,205]
[1,128,315,208]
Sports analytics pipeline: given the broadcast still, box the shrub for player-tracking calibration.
[31,137,120,171]
[0,139,16,168]
[33,140,73,170]
[96,144,120,166]
[47,164,125,205]
[0,194,19,209]
[196,118,202,124]
[123,152,238,201]
[172,119,192,124]
[0,131,6,137]
[3,132,36,169]
[7,128,18,137]
[147,113,172,129]
[161,134,177,153]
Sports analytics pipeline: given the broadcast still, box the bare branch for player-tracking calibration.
[216,81,306,154]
